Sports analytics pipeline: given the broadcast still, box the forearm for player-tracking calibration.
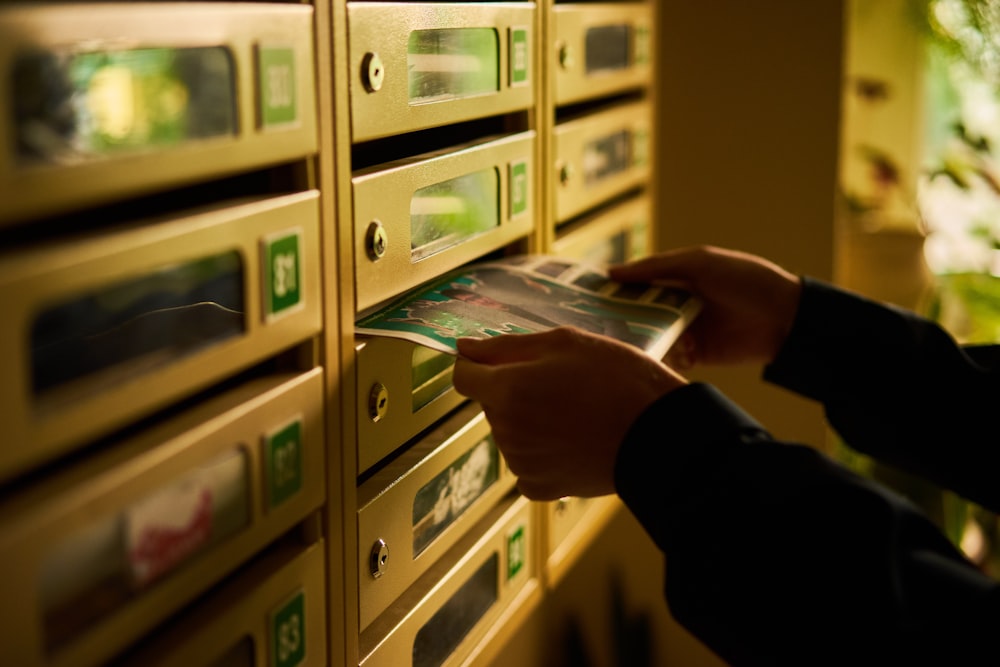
[615,384,999,665]
[764,278,1000,510]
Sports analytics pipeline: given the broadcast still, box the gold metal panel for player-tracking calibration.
[355,336,467,474]
[360,495,534,667]
[552,193,652,264]
[353,131,536,313]
[348,3,535,143]
[554,100,652,223]
[0,191,322,483]
[0,369,326,667]
[357,403,516,631]
[0,3,318,227]
[553,3,653,106]
[113,539,327,667]
[543,495,620,587]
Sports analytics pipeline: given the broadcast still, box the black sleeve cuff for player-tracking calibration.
[763,276,930,403]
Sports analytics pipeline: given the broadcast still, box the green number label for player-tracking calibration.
[271,591,306,667]
[509,160,528,218]
[507,524,525,580]
[510,27,529,86]
[265,418,303,510]
[634,26,651,66]
[259,46,298,128]
[264,229,302,319]
[633,128,650,167]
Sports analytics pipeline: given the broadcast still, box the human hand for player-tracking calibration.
[453,327,687,500]
[609,245,802,368]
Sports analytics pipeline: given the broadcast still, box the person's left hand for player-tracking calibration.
[453,327,687,500]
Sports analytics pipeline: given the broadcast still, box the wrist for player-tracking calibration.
[769,274,804,363]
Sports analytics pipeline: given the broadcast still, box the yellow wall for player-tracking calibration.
[655,1,844,450]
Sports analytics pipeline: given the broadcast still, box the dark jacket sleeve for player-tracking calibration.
[764,277,1000,511]
[613,278,1000,666]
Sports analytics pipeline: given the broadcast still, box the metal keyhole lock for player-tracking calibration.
[362,52,385,93]
[558,161,574,186]
[557,42,574,69]
[368,382,389,422]
[366,220,388,261]
[370,538,389,579]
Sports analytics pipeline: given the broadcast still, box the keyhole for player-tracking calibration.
[369,382,389,422]
[362,52,385,92]
[370,539,389,578]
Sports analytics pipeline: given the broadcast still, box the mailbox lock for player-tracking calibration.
[558,161,574,186]
[370,538,389,579]
[362,52,385,92]
[558,42,574,69]
[368,382,389,422]
[366,220,388,261]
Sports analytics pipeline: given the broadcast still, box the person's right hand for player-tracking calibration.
[453,327,686,500]
[609,245,803,368]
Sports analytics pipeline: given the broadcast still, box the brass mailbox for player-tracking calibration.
[0,369,326,667]
[353,131,535,313]
[0,191,322,482]
[360,494,534,667]
[113,539,328,667]
[553,192,653,265]
[544,496,621,587]
[553,3,653,106]
[354,335,467,474]
[554,99,652,223]
[0,3,318,226]
[348,2,535,142]
[357,403,517,630]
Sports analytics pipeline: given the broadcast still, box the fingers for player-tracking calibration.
[451,354,495,404]
[454,329,579,403]
[453,335,531,403]
[455,327,686,499]
[456,327,584,364]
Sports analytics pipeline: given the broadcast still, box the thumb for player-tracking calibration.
[609,249,700,284]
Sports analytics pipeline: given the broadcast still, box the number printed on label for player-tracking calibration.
[273,251,297,298]
[268,64,293,108]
